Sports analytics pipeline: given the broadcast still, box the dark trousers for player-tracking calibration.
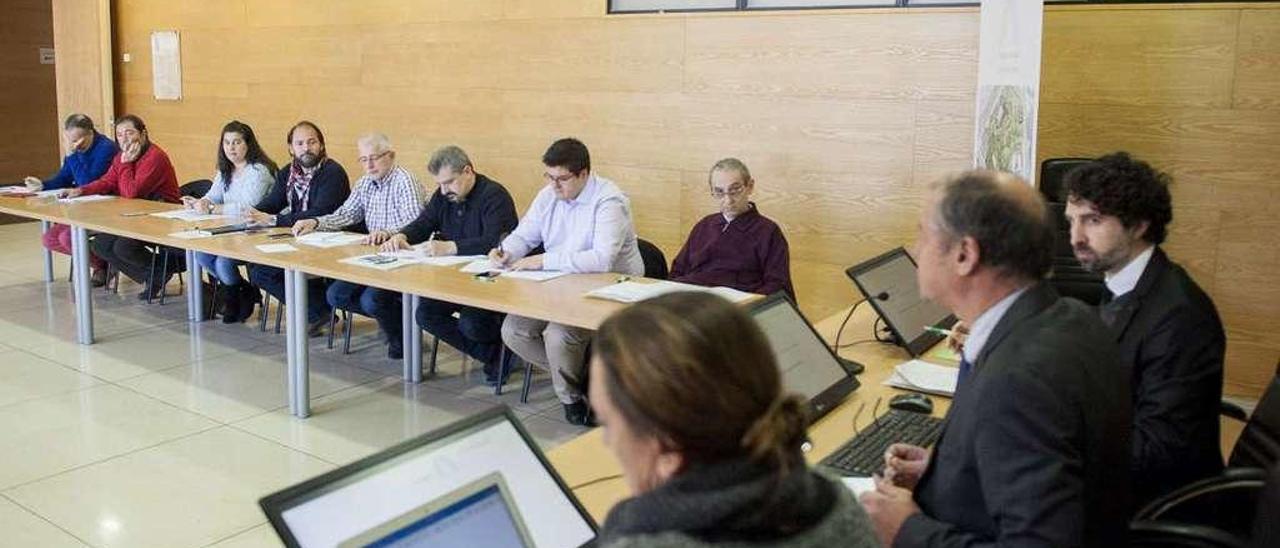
[327,281,402,350]
[91,232,182,287]
[247,264,331,323]
[417,297,504,366]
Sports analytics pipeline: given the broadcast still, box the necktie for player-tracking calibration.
[957,355,973,392]
[1099,291,1129,328]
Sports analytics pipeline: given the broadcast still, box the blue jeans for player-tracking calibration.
[327,281,403,350]
[194,252,245,286]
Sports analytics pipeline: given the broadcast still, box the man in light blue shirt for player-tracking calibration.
[493,138,643,426]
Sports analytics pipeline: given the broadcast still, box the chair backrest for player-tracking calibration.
[1230,374,1280,469]
[1038,157,1093,203]
[636,238,668,280]
[1129,521,1248,548]
[1044,195,1105,305]
[181,179,213,198]
[1135,467,1269,540]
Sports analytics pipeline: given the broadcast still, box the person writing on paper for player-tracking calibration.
[860,170,1132,547]
[62,115,182,300]
[496,138,643,425]
[1064,152,1226,507]
[245,121,350,336]
[590,292,878,548]
[292,133,426,359]
[380,145,518,382]
[187,121,277,323]
[669,158,795,301]
[26,114,117,287]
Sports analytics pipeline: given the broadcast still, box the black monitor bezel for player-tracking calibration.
[748,291,862,423]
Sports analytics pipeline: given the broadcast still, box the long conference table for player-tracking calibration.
[0,194,649,418]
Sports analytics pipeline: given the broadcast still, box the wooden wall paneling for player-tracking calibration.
[912,101,975,186]
[502,0,602,21]
[683,11,978,102]
[1,0,57,183]
[245,0,503,27]
[500,91,686,172]
[1234,9,1280,110]
[1041,10,1239,108]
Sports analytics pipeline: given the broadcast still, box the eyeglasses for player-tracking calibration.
[710,185,746,199]
[358,151,391,164]
[543,172,578,185]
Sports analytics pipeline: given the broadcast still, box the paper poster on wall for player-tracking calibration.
[972,0,1043,184]
[150,30,182,101]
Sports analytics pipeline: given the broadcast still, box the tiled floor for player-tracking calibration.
[0,222,587,548]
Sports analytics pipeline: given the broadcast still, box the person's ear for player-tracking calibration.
[955,236,980,277]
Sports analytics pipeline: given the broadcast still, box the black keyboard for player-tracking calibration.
[820,409,944,477]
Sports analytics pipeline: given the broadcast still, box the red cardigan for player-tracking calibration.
[79,142,180,203]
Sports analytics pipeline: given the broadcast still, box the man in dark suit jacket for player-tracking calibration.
[860,170,1133,547]
[1064,152,1225,507]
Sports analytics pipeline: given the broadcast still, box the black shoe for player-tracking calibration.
[388,345,404,360]
[137,276,169,301]
[220,290,241,324]
[483,360,512,386]
[231,285,258,323]
[563,401,595,427]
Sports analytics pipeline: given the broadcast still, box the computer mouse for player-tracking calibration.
[889,393,934,414]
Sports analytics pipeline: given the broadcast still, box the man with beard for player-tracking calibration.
[63,114,181,300]
[246,121,350,335]
[380,145,518,380]
[1064,152,1226,507]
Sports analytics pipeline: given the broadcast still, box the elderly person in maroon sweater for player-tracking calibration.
[669,158,796,301]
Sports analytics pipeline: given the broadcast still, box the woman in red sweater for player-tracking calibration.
[63,115,181,299]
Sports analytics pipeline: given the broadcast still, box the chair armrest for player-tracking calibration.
[1221,400,1249,422]
[1129,520,1249,548]
[1135,467,1269,521]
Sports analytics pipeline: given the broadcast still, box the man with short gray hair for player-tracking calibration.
[860,171,1132,547]
[293,132,427,359]
[381,145,518,382]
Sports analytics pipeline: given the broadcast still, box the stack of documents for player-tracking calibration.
[339,253,421,271]
[585,280,755,304]
[295,232,366,248]
[883,359,958,397]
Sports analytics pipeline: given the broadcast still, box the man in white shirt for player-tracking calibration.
[492,138,643,425]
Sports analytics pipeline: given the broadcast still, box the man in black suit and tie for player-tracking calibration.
[860,170,1133,547]
[1064,152,1226,507]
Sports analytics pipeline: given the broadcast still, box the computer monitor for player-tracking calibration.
[260,407,597,548]
[845,247,956,357]
[748,292,861,422]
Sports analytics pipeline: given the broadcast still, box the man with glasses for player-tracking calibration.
[292,133,427,359]
[670,157,795,300]
[492,137,643,425]
[380,145,518,383]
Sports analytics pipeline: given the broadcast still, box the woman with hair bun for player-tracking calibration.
[589,292,877,548]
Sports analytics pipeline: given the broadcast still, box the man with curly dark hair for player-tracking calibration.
[1064,151,1225,508]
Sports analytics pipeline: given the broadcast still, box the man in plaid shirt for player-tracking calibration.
[293,133,427,359]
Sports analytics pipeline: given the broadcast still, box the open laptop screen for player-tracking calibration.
[749,292,860,421]
[260,407,596,548]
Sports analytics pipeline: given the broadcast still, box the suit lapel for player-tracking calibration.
[1108,248,1167,341]
[974,282,1058,372]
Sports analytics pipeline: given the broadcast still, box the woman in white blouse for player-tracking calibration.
[186,121,277,323]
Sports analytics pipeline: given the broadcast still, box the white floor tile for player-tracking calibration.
[0,348,102,408]
[5,427,333,548]
[0,496,89,548]
[204,524,281,548]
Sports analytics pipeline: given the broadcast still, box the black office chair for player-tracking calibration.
[1040,158,1106,305]
[1129,521,1249,548]
[637,238,668,280]
[141,181,210,305]
[1227,372,1280,470]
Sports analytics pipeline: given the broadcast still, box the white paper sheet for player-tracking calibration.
[882,359,958,397]
[460,259,504,274]
[255,243,297,253]
[585,280,756,304]
[58,195,115,204]
[295,232,366,248]
[151,209,231,222]
[500,270,568,282]
[842,477,879,495]
[339,253,420,271]
[169,230,213,239]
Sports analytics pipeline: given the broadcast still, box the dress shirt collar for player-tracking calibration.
[1104,244,1155,299]
[962,285,1031,365]
[565,174,599,206]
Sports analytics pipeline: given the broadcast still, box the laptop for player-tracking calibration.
[748,292,862,422]
[845,247,956,357]
[260,406,597,548]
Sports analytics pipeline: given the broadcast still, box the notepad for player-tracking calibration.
[169,230,213,239]
[339,253,422,271]
[883,359,958,397]
[585,280,756,304]
[500,270,568,282]
[151,209,230,222]
[256,243,297,253]
[841,477,878,498]
[460,259,503,274]
[295,232,366,248]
